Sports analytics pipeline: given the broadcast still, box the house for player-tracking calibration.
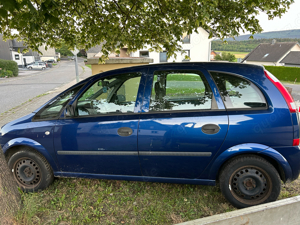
[38,44,58,62]
[210,51,222,61]
[280,52,300,67]
[0,35,38,67]
[131,28,214,63]
[242,40,300,66]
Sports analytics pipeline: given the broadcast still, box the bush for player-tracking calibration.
[57,58,61,62]
[265,66,300,83]
[215,52,236,62]
[0,69,14,78]
[0,59,18,76]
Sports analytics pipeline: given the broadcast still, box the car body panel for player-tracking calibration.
[1,62,299,187]
[203,143,293,181]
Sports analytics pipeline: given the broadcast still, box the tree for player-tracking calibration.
[0,146,21,224]
[215,52,236,62]
[0,0,294,62]
[56,42,73,56]
[0,0,295,218]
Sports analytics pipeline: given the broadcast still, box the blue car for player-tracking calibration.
[1,62,299,208]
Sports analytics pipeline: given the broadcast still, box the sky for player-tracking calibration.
[255,1,300,33]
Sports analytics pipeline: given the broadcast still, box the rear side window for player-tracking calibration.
[150,70,213,111]
[211,72,267,109]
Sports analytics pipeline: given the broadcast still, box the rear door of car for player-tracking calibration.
[137,65,229,179]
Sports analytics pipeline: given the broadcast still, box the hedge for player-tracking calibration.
[0,59,18,77]
[0,70,13,78]
[265,66,300,83]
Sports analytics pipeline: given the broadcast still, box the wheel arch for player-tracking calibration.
[3,138,58,171]
[208,143,292,183]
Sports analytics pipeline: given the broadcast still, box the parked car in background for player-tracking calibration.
[26,62,46,70]
[1,62,300,209]
[46,59,56,63]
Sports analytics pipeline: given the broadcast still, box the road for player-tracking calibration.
[284,83,300,102]
[0,58,89,114]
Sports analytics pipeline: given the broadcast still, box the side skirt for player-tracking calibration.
[54,172,216,186]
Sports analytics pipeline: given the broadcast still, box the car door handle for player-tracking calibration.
[118,127,133,137]
[201,124,220,134]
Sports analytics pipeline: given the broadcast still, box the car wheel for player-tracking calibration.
[7,147,54,192]
[42,67,45,70]
[28,67,32,70]
[219,155,281,209]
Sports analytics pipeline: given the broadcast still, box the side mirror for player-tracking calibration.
[65,105,74,117]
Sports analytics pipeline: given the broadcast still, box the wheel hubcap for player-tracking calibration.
[231,167,270,203]
[14,158,41,187]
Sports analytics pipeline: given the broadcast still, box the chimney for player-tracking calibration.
[272,39,276,45]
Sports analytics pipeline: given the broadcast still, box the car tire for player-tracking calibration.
[28,67,32,70]
[219,155,281,209]
[7,147,54,192]
[42,67,45,70]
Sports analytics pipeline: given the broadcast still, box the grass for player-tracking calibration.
[16,176,300,225]
[17,178,234,224]
[86,64,91,69]
[52,63,57,66]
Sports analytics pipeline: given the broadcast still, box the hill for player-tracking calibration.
[224,29,300,41]
[212,38,300,53]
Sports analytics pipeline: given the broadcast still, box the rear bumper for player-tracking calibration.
[271,146,300,182]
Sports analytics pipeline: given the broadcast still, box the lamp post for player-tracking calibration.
[71,48,80,83]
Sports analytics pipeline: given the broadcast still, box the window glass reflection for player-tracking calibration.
[77,73,141,116]
[150,70,212,111]
[211,72,267,109]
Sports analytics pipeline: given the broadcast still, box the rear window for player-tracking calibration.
[211,72,267,109]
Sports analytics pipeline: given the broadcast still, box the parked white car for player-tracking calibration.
[27,62,46,70]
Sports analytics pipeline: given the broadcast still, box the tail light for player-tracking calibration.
[293,139,300,146]
[264,70,297,113]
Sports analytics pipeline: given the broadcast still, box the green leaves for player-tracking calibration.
[0,0,295,60]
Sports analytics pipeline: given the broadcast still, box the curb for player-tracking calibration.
[177,196,300,225]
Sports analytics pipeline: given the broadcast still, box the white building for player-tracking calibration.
[131,27,213,63]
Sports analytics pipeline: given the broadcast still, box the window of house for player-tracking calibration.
[15,54,19,60]
[210,72,267,109]
[149,70,213,111]
[140,51,149,57]
[182,33,190,44]
[76,72,142,116]
[182,50,190,61]
[160,51,167,62]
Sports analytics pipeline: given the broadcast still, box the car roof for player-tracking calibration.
[89,62,265,84]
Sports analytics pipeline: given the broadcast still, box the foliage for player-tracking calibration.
[56,43,73,56]
[57,58,61,62]
[212,38,300,53]
[265,66,300,82]
[0,0,295,62]
[214,52,236,62]
[0,59,18,76]
[78,49,87,57]
[0,69,14,78]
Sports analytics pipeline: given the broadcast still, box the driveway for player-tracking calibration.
[0,58,90,114]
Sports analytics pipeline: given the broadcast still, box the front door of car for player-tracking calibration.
[54,69,147,176]
[138,66,229,179]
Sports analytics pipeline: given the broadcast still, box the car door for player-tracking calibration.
[138,65,229,179]
[54,69,147,176]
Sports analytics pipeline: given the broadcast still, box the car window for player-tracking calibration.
[76,72,142,116]
[149,70,213,111]
[210,72,267,109]
[34,84,84,120]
